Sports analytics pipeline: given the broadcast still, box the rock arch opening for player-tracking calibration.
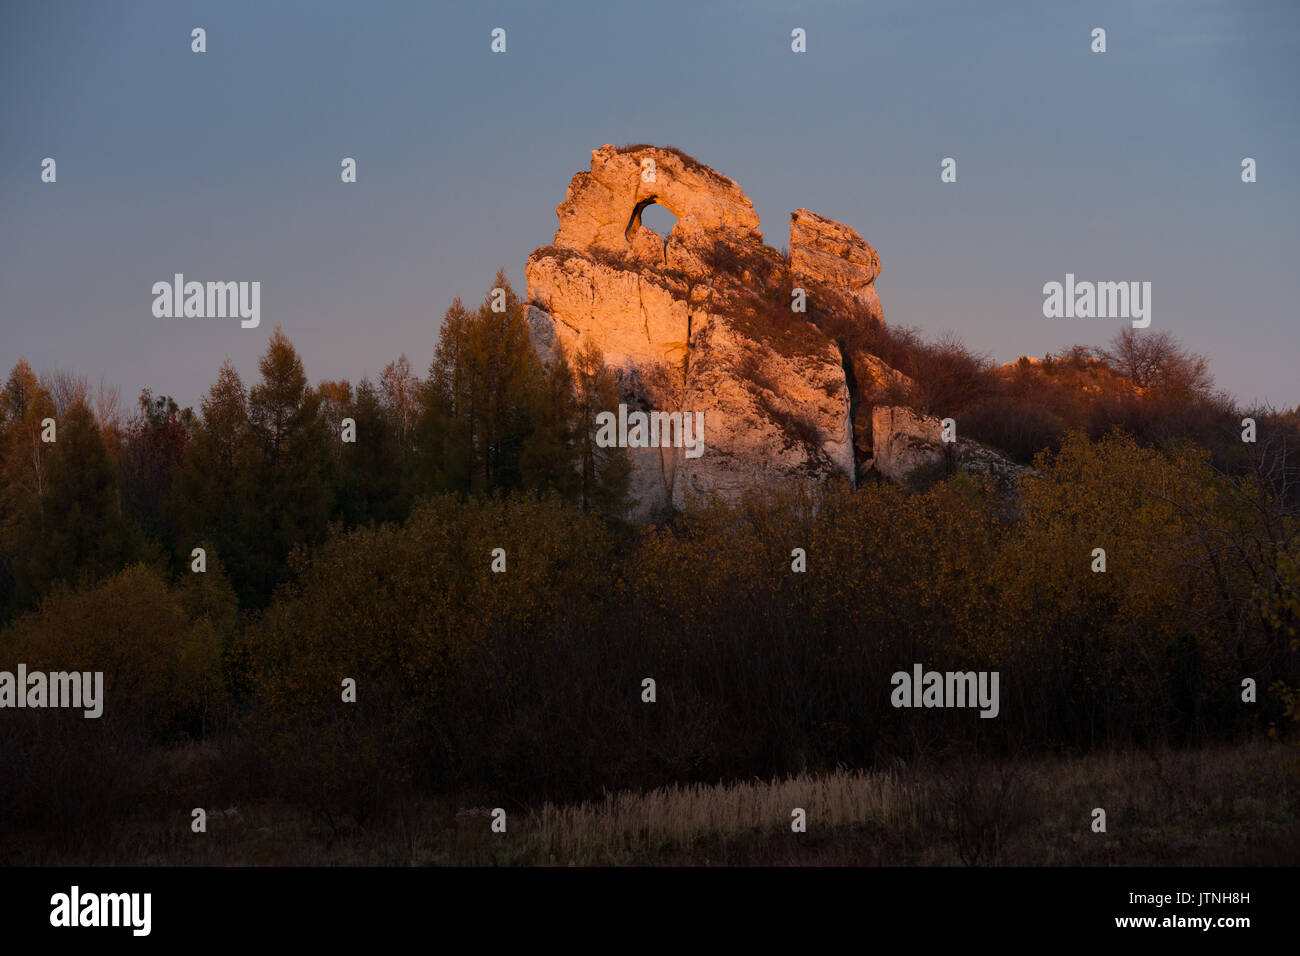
[625,198,678,242]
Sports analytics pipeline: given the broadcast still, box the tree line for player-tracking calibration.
[1,271,1297,844]
[0,272,629,619]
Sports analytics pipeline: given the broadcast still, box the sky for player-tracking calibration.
[2,0,1297,412]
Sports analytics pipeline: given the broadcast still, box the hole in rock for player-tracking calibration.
[625,198,678,241]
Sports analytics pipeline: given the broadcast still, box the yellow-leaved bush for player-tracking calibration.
[0,563,227,735]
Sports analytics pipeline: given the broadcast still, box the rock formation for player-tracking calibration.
[788,208,883,323]
[524,144,1015,519]
[871,406,1026,491]
[525,146,861,519]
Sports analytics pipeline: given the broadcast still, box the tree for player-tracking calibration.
[414,299,474,494]
[1100,328,1214,397]
[380,354,420,465]
[333,378,406,526]
[169,360,260,605]
[122,388,190,540]
[172,332,335,607]
[250,327,314,470]
[4,564,227,736]
[0,360,56,616]
[246,328,334,602]
[519,342,579,501]
[571,341,631,516]
[414,274,632,516]
[0,360,55,527]
[316,379,353,450]
[40,368,88,419]
[418,272,540,495]
[15,399,135,609]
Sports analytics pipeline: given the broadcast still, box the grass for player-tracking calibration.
[524,740,1298,866]
[6,739,1295,866]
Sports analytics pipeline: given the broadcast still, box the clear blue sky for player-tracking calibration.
[3,0,1297,411]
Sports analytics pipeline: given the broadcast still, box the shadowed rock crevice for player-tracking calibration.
[835,340,865,483]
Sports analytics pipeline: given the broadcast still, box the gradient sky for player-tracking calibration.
[2,0,1297,413]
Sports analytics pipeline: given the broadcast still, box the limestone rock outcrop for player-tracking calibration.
[871,406,1026,491]
[550,144,762,259]
[526,144,911,521]
[789,208,883,322]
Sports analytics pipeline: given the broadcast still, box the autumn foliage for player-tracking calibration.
[1,273,1297,838]
[221,431,1300,815]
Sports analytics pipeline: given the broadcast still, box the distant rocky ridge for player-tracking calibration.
[525,144,1018,519]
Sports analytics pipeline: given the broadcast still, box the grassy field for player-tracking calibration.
[7,738,1297,866]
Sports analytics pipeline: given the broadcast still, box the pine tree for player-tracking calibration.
[334,378,405,526]
[168,360,260,604]
[18,399,134,607]
[122,387,190,540]
[419,272,540,495]
[246,327,334,602]
[572,341,631,517]
[520,342,580,501]
[0,360,56,616]
[0,360,55,547]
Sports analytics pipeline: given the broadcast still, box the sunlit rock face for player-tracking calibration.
[789,208,883,323]
[525,144,903,521]
[548,144,763,259]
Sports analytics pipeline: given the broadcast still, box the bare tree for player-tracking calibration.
[1100,328,1214,396]
[94,377,123,435]
[40,368,89,417]
[380,354,419,449]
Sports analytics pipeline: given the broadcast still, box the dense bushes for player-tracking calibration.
[239,493,617,812]
[2,563,229,737]
[3,270,1298,839]
[0,562,232,854]
[1,429,1295,835]
[213,432,1298,817]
